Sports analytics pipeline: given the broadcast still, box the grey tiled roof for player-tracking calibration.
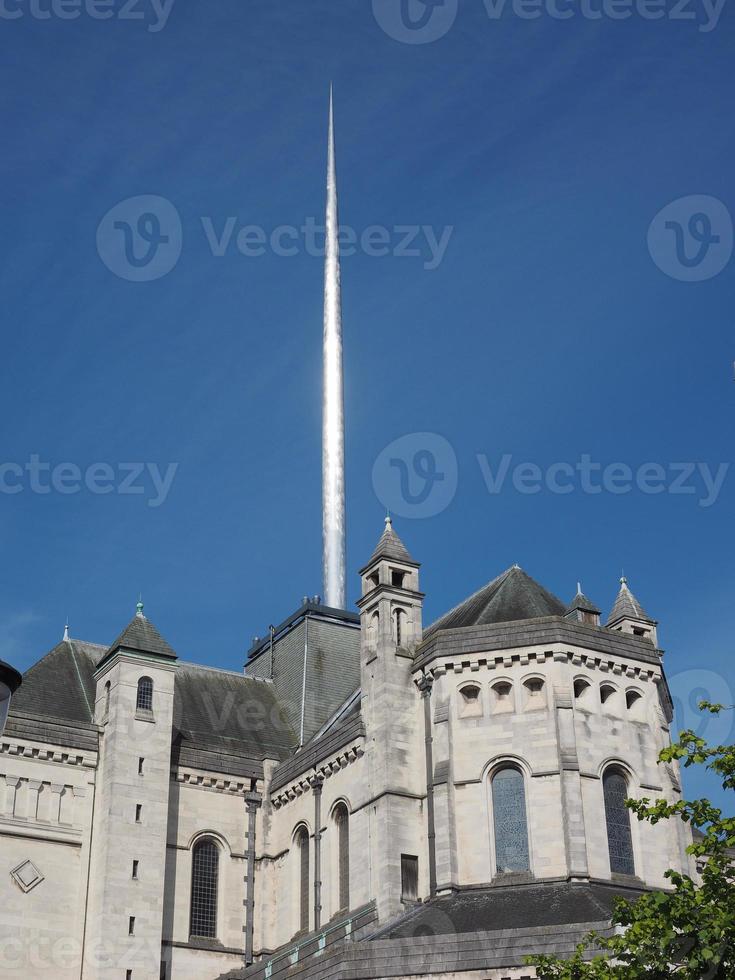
[224,881,642,980]
[380,879,644,938]
[270,700,363,792]
[103,612,177,661]
[607,578,654,625]
[364,517,417,568]
[7,634,297,771]
[172,663,296,771]
[8,638,105,726]
[427,565,566,635]
[566,590,601,615]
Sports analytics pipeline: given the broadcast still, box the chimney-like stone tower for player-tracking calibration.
[357,518,426,918]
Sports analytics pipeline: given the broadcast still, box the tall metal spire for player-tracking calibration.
[322,85,346,609]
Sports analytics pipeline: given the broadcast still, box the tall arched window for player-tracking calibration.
[394,609,404,646]
[103,681,111,721]
[491,766,530,873]
[334,803,349,911]
[295,826,309,932]
[190,838,219,938]
[603,768,635,876]
[136,676,153,711]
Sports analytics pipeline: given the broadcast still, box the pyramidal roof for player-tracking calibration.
[101,604,177,664]
[566,585,600,615]
[427,565,566,634]
[363,517,418,569]
[607,577,654,625]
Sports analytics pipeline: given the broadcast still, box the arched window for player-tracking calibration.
[574,678,591,700]
[458,683,482,718]
[603,768,635,876]
[491,680,514,713]
[295,826,309,932]
[136,676,153,711]
[103,681,111,721]
[626,689,643,710]
[491,767,530,873]
[189,838,219,938]
[600,683,616,706]
[523,677,546,710]
[334,803,350,911]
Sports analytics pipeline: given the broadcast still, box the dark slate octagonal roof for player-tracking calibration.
[427,565,566,635]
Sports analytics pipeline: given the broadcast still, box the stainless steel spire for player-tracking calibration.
[322,87,346,609]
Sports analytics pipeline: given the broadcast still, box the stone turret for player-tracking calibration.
[607,576,658,646]
[86,602,178,980]
[357,518,426,919]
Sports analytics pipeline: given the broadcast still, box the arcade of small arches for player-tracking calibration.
[455,676,647,719]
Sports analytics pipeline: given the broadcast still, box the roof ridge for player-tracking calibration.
[67,640,94,721]
[427,566,514,633]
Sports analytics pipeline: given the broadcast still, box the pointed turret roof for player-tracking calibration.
[427,565,565,634]
[362,516,418,570]
[607,577,655,626]
[99,603,177,666]
[566,583,601,616]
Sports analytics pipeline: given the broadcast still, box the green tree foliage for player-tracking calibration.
[528,703,735,979]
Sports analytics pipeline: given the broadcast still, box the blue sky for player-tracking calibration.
[1,0,733,808]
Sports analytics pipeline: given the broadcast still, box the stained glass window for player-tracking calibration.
[492,767,530,873]
[136,676,153,711]
[603,768,635,876]
[190,838,219,938]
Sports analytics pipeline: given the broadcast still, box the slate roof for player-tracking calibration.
[8,638,105,726]
[172,663,296,774]
[270,689,363,793]
[607,577,655,625]
[362,517,418,570]
[427,565,566,635]
[7,631,297,772]
[103,611,177,662]
[379,879,645,939]
[566,589,601,615]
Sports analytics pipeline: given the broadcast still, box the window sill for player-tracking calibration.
[135,709,155,723]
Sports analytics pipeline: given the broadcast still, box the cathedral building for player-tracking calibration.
[0,96,694,979]
[0,528,693,979]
